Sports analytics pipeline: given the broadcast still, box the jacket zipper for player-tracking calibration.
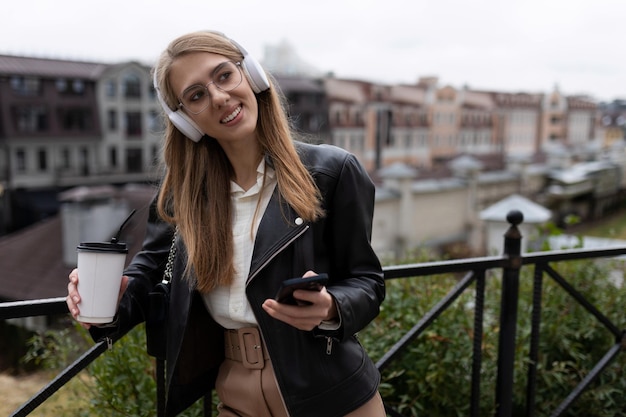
[247,224,309,417]
[325,336,333,354]
[250,223,337,357]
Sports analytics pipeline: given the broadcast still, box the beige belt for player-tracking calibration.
[224,327,269,369]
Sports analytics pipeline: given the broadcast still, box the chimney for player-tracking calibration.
[58,185,130,266]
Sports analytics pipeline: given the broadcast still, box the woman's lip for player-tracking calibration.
[220,105,242,124]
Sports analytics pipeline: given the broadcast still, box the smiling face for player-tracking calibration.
[169,52,259,147]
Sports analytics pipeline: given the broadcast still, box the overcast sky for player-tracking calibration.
[2,0,624,102]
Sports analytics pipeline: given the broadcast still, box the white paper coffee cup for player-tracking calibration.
[76,241,128,323]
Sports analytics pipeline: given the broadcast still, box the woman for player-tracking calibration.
[66,30,385,417]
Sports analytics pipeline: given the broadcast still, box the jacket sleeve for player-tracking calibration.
[319,152,385,341]
[89,196,174,342]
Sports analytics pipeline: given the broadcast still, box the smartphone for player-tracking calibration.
[275,273,329,305]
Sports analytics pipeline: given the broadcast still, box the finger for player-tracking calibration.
[292,288,323,304]
[68,269,80,300]
[66,294,83,323]
[262,300,324,330]
[117,276,129,302]
[68,268,79,284]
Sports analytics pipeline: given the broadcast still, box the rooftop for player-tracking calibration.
[0,54,109,79]
[0,184,157,301]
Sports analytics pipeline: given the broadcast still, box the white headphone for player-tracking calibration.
[153,32,270,142]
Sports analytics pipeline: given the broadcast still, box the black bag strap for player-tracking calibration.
[155,228,176,417]
[162,229,177,284]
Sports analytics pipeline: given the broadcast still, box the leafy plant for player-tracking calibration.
[359,256,626,417]
[21,251,626,416]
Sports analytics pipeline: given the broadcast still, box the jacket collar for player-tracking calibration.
[248,187,308,281]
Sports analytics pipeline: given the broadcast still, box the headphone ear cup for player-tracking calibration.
[241,58,270,94]
[227,38,270,94]
[153,70,204,142]
[168,111,204,142]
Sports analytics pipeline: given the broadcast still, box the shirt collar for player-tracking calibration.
[230,157,276,195]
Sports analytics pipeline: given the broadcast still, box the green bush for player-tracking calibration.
[23,257,625,416]
[83,324,209,417]
[358,257,626,417]
[25,323,207,417]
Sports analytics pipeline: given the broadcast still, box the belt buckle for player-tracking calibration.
[238,327,265,369]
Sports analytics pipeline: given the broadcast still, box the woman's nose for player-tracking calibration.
[209,85,230,107]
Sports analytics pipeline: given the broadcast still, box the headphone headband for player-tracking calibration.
[153,32,270,142]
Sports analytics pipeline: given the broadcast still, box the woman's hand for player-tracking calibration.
[262,271,338,331]
[66,268,129,329]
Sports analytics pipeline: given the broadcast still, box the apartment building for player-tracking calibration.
[273,74,330,144]
[536,87,597,159]
[596,99,626,149]
[0,53,606,237]
[0,55,162,232]
[491,91,542,158]
[323,76,598,174]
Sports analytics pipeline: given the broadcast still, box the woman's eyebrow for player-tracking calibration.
[210,61,231,76]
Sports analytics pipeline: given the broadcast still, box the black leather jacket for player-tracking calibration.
[93,142,385,417]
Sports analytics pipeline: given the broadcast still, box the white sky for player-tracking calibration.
[2,0,624,102]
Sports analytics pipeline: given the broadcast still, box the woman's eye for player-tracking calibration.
[188,88,206,102]
[218,71,232,83]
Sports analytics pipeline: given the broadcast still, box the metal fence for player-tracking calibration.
[1,210,625,417]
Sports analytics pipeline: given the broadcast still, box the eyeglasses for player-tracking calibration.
[178,61,243,115]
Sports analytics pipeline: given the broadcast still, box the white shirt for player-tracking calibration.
[202,159,277,329]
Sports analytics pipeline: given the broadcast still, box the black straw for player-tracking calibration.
[111,209,136,243]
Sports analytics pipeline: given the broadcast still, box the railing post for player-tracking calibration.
[495,210,524,417]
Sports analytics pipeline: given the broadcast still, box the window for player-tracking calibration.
[148,110,161,132]
[37,148,47,171]
[126,148,143,173]
[109,146,118,168]
[59,147,71,170]
[404,134,412,149]
[108,109,118,131]
[79,147,89,176]
[59,107,92,131]
[72,79,85,95]
[10,76,40,96]
[106,80,117,98]
[16,148,26,172]
[355,111,363,125]
[56,78,68,93]
[14,106,48,132]
[125,112,142,137]
[123,74,141,99]
[333,110,342,125]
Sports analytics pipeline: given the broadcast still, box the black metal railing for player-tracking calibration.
[2,210,625,416]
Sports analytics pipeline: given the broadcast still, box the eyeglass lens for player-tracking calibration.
[180,61,242,114]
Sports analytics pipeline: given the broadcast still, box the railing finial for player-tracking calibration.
[506,209,524,226]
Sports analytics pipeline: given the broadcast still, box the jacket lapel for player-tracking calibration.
[248,187,308,281]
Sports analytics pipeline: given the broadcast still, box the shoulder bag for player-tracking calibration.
[146,230,177,359]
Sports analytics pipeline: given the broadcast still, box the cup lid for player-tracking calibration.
[77,241,128,253]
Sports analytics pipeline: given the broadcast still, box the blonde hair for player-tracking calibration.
[154,31,324,292]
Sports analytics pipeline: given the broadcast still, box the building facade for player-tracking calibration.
[0,53,615,240]
[0,55,162,233]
